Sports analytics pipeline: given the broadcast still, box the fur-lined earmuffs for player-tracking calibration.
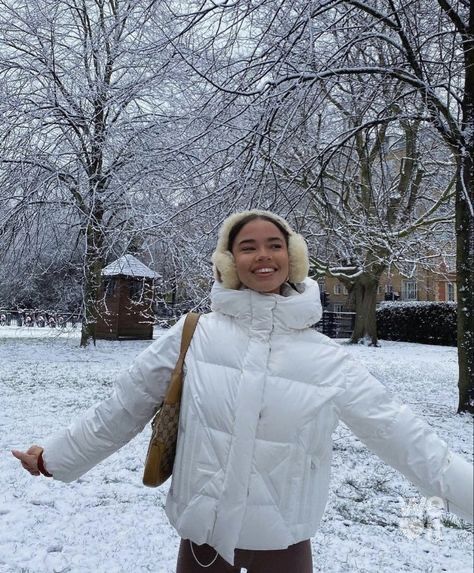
[211,210,309,290]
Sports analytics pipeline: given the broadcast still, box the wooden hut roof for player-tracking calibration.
[102,255,160,279]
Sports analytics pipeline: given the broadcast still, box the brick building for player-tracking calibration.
[317,260,456,313]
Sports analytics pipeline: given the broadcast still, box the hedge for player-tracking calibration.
[376,301,457,346]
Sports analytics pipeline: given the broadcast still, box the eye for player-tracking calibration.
[271,244,283,249]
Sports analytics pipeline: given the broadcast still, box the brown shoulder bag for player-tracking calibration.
[142,312,200,487]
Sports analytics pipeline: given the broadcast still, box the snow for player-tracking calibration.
[102,255,160,279]
[1,326,472,573]
[379,300,456,308]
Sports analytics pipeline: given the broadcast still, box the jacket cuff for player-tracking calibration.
[38,450,53,478]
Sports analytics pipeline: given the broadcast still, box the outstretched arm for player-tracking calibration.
[337,354,473,523]
[12,317,185,483]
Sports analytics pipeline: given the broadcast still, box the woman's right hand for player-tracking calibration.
[11,445,44,476]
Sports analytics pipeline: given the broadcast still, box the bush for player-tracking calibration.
[376,301,457,346]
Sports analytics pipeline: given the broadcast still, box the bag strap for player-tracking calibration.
[163,312,200,405]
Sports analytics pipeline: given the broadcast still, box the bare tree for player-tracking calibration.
[0,0,181,346]
[322,0,474,411]
[261,71,456,345]
[172,0,473,412]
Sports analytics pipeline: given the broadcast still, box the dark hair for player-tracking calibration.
[227,214,290,252]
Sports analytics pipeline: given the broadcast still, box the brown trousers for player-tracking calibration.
[176,539,313,573]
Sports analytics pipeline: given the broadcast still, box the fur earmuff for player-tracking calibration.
[211,210,310,290]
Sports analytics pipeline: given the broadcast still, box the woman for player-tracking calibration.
[12,210,473,573]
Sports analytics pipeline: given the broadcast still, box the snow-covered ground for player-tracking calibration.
[1,326,472,573]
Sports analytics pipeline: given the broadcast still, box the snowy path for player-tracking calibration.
[0,327,472,572]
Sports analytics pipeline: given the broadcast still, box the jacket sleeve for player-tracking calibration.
[42,317,185,483]
[335,353,473,523]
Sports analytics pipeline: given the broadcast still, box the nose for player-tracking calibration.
[256,247,272,260]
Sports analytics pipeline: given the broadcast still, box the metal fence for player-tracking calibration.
[315,311,356,338]
[0,310,81,329]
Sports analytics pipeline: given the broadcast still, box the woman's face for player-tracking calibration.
[231,218,289,294]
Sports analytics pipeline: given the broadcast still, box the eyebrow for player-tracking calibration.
[237,237,284,246]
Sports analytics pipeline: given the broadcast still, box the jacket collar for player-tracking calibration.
[210,278,322,331]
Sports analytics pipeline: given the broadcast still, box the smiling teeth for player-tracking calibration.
[255,268,274,273]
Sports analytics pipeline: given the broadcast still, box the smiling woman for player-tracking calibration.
[211,210,309,293]
[231,219,290,294]
[12,210,473,573]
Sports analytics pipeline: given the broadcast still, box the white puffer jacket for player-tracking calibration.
[44,279,473,566]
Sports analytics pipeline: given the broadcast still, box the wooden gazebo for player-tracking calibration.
[96,254,160,340]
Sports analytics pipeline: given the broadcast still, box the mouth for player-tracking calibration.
[253,267,277,276]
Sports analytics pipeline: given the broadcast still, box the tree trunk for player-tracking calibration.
[80,261,102,347]
[455,163,474,413]
[80,220,105,347]
[349,273,380,346]
[456,6,474,413]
